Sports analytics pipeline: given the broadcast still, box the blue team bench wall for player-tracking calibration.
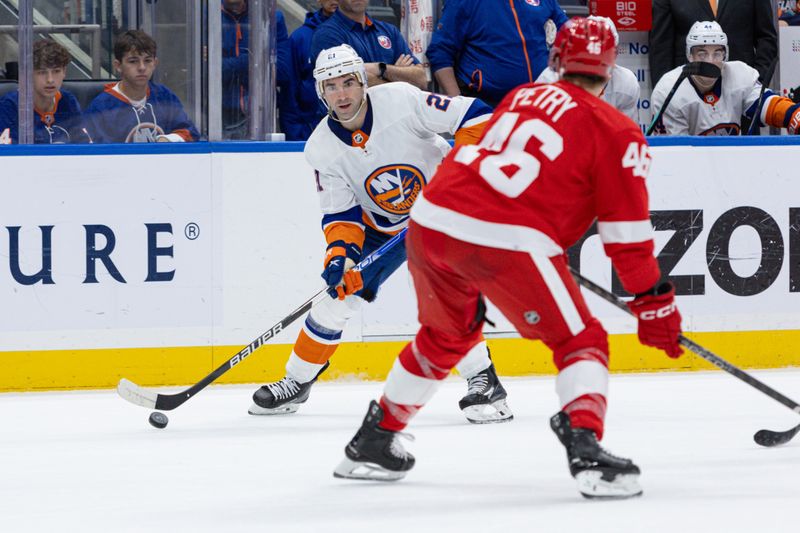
[1,136,800,157]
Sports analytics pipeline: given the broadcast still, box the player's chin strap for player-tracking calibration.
[327,96,368,125]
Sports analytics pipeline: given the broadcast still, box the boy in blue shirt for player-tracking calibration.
[84,30,199,143]
[0,40,85,144]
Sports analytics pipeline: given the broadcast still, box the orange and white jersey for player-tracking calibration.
[536,64,640,123]
[304,82,491,235]
[651,61,767,136]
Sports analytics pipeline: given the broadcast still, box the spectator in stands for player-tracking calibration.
[310,0,427,91]
[0,40,86,144]
[222,0,292,139]
[281,0,339,141]
[649,0,778,88]
[426,0,568,108]
[779,1,800,26]
[83,30,199,143]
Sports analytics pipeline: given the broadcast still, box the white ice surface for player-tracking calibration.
[2,370,800,532]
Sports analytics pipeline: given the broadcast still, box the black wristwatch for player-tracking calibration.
[378,62,388,81]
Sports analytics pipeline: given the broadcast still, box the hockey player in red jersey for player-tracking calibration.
[333,18,684,499]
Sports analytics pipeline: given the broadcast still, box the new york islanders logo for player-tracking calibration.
[525,0,540,5]
[377,35,392,49]
[364,164,426,215]
[125,122,166,143]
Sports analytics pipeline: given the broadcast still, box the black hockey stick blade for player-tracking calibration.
[753,423,800,447]
[682,61,721,79]
[116,228,407,411]
[569,268,800,446]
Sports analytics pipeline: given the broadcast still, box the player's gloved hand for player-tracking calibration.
[322,241,363,300]
[627,282,684,359]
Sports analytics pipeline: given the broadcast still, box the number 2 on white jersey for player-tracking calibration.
[454,113,564,198]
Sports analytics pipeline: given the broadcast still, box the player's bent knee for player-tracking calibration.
[551,318,609,371]
[308,294,362,331]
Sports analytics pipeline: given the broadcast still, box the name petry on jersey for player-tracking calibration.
[413,81,660,295]
[83,82,199,143]
[304,82,491,240]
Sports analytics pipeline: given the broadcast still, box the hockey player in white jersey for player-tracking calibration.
[651,21,800,136]
[537,17,640,123]
[248,45,513,424]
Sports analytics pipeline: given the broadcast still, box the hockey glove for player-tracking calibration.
[627,282,684,359]
[322,241,363,300]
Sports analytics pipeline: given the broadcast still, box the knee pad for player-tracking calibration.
[402,326,483,379]
[306,294,362,333]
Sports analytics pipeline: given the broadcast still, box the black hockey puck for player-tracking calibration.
[148,411,169,429]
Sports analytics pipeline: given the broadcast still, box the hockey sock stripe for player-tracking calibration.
[556,359,609,407]
[383,354,442,406]
[379,396,421,432]
[293,330,339,365]
[564,393,608,439]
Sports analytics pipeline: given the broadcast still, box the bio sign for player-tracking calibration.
[589,0,653,32]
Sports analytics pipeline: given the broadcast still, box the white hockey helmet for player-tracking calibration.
[686,20,728,61]
[313,44,368,102]
[587,15,619,46]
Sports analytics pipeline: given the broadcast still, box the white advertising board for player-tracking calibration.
[1,141,799,354]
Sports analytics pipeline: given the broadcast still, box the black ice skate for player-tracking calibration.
[458,363,513,424]
[248,362,329,415]
[333,400,415,481]
[550,411,642,499]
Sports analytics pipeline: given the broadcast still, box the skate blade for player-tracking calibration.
[462,398,514,424]
[575,470,643,500]
[332,457,407,482]
[247,402,300,416]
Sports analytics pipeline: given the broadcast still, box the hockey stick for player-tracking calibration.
[646,62,722,135]
[569,268,800,447]
[117,228,408,411]
[746,56,780,136]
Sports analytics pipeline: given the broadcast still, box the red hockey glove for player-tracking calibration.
[627,282,684,359]
[322,241,363,300]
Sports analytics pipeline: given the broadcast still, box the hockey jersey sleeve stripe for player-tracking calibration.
[597,220,653,244]
[321,206,364,229]
[454,120,487,146]
[458,99,493,130]
[762,95,800,128]
[411,194,563,256]
[323,222,365,248]
[322,206,366,247]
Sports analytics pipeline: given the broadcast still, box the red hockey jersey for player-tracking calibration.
[411,80,660,294]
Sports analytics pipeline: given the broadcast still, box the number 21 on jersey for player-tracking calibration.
[453,112,564,198]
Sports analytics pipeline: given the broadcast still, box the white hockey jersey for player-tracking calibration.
[304,82,491,235]
[651,61,771,136]
[536,64,640,122]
